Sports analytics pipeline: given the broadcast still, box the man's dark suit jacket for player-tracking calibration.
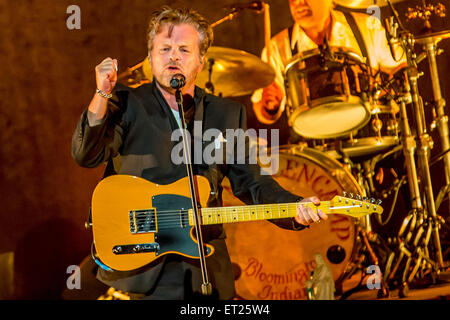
[71,82,305,299]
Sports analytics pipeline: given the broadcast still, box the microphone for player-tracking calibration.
[170,74,186,90]
[384,16,400,63]
[227,1,263,12]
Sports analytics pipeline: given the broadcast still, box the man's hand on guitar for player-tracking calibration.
[295,196,328,226]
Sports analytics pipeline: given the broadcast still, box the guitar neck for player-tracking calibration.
[189,202,328,226]
[188,196,382,226]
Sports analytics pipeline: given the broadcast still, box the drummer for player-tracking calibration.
[252,0,406,126]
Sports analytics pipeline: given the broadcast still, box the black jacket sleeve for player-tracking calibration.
[226,104,306,231]
[71,89,129,168]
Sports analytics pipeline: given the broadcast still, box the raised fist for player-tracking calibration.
[95,57,118,94]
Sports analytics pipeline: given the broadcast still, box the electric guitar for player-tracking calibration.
[90,174,383,271]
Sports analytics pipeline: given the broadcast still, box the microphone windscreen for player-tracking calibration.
[170,74,186,89]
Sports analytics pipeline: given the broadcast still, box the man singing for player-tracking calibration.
[72,6,326,300]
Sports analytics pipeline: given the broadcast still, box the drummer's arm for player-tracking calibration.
[251,46,286,124]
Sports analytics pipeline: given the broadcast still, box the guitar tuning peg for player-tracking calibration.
[349,193,354,199]
[343,191,347,197]
[355,194,362,200]
[377,199,382,205]
[370,198,376,204]
[363,196,368,201]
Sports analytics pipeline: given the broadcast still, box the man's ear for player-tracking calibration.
[199,55,206,71]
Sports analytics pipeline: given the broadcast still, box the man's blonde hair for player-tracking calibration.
[147,6,213,56]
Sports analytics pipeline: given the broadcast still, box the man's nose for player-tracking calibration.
[169,49,180,62]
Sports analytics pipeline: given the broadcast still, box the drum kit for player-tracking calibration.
[119,0,449,299]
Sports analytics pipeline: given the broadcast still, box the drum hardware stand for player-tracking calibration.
[380,6,448,295]
[335,160,391,299]
[336,219,391,299]
[397,87,423,213]
[400,23,445,269]
[403,0,450,212]
[336,224,390,300]
[420,35,450,215]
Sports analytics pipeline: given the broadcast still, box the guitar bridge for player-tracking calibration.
[129,209,157,234]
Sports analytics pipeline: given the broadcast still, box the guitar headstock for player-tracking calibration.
[330,193,383,218]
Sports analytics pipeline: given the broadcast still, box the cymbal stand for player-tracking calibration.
[421,36,450,213]
[401,31,445,267]
[407,0,450,214]
[382,18,446,294]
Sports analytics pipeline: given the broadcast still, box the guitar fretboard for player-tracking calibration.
[189,202,330,226]
[186,196,381,226]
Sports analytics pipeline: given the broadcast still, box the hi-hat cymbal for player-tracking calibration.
[141,46,275,97]
[334,0,405,9]
[414,30,450,45]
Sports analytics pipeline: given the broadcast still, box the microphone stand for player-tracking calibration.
[174,88,213,296]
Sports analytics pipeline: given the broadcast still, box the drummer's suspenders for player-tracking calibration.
[288,25,298,57]
[341,11,372,68]
[288,12,371,66]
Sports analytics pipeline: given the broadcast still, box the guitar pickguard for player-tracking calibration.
[152,194,212,258]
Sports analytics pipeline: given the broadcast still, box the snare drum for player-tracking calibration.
[285,48,373,139]
[221,146,362,300]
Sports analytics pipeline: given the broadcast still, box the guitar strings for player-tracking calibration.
[132,206,299,230]
[128,202,344,230]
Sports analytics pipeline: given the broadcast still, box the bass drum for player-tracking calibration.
[222,146,362,300]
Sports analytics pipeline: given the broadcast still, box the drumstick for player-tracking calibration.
[263,2,272,64]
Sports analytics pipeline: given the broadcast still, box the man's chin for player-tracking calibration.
[297,18,316,29]
[159,74,175,86]
[154,78,172,91]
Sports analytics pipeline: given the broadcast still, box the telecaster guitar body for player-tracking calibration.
[92,175,212,271]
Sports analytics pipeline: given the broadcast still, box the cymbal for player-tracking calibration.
[334,0,405,9]
[141,46,275,97]
[414,30,450,45]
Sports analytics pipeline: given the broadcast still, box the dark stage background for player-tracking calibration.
[0,0,449,299]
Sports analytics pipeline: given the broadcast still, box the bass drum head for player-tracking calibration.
[222,146,362,300]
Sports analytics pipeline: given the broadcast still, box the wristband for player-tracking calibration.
[96,88,112,99]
